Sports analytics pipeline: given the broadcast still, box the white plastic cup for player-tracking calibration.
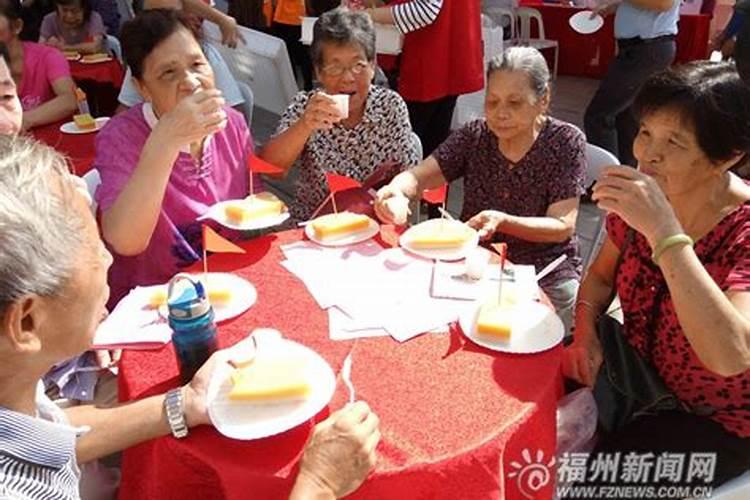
[464,248,490,280]
[329,94,350,120]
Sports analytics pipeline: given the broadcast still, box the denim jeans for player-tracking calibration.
[541,277,580,337]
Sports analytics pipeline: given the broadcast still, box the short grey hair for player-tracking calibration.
[0,136,86,314]
[311,7,376,68]
[488,47,551,98]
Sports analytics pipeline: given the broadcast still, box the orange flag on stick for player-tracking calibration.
[422,184,448,205]
[202,225,246,254]
[325,172,361,194]
[248,153,284,175]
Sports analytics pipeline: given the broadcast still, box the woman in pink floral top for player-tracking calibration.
[564,62,750,489]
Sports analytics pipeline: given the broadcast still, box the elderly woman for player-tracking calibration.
[0,135,379,500]
[376,47,586,332]
[94,9,256,307]
[260,7,420,222]
[0,0,76,130]
[563,62,750,488]
[0,41,22,135]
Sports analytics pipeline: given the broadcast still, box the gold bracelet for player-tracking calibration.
[651,233,694,265]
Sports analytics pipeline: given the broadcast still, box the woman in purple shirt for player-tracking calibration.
[375,47,587,333]
[94,9,253,307]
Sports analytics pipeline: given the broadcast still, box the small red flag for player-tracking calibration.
[248,153,284,175]
[202,225,246,254]
[491,243,507,267]
[325,172,361,194]
[421,184,448,205]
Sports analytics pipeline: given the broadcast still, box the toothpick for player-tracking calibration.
[249,168,254,196]
[491,243,508,306]
[331,192,338,214]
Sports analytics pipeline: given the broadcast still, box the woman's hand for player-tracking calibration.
[94,349,121,369]
[300,92,344,133]
[592,166,683,248]
[374,185,410,225]
[562,333,604,387]
[466,210,508,241]
[218,15,243,48]
[296,402,380,498]
[153,89,227,149]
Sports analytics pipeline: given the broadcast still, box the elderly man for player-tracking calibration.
[0,135,380,499]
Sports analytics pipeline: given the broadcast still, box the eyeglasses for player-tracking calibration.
[320,61,371,77]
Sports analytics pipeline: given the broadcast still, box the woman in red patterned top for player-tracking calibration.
[564,62,750,489]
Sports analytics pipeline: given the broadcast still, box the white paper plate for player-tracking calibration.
[458,300,564,354]
[200,199,290,231]
[569,11,604,35]
[206,330,337,440]
[79,55,113,64]
[400,219,479,261]
[156,272,257,323]
[305,216,379,247]
[64,52,81,61]
[60,117,109,134]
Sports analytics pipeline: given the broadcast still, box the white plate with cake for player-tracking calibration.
[206,329,337,440]
[400,218,479,261]
[79,53,113,64]
[458,298,564,354]
[304,211,380,247]
[60,115,109,134]
[201,192,290,231]
[146,272,257,323]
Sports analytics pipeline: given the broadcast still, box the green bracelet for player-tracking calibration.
[651,233,694,264]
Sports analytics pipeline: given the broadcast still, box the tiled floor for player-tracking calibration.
[250,75,606,273]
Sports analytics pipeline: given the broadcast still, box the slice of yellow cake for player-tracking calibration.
[225,192,285,223]
[409,221,472,249]
[310,212,371,240]
[147,286,231,308]
[73,113,96,131]
[82,53,110,63]
[476,303,513,341]
[229,357,310,402]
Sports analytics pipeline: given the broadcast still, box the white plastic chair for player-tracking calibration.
[81,169,101,214]
[707,471,750,499]
[105,34,122,62]
[203,22,299,116]
[236,80,254,126]
[513,7,559,79]
[484,6,516,40]
[577,144,618,272]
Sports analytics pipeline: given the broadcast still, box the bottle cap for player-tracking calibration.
[167,273,211,320]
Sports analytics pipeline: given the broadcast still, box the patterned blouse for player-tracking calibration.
[433,117,586,287]
[274,85,421,221]
[608,203,750,438]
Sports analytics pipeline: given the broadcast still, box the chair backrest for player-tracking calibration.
[106,34,122,62]
[81,169,101,214]
[584,143,619,189]
[481,14,504,66]
[484,7,515,39]
[516,7,545,42]
[236,81,255,126]
[203,22,298,116]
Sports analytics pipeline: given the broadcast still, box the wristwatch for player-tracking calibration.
[164,388,189,439]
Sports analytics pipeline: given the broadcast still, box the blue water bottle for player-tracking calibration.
[167,273,218,384]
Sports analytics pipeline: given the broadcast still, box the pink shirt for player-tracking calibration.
[94,104,255,307]
[18,42,71,111]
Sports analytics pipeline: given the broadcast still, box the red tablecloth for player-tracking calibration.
[517,3,711,78]
[117,230,563,500]
[30,120,98,175]
[70,59,125,88]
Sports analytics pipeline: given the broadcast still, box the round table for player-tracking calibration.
[117,230,563,500]
[30,120,98,175]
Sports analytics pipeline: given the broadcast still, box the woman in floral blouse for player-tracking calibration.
[376,47,586,333]
[260,7,420,222]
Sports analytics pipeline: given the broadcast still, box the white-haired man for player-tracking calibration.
[0,135,380,500]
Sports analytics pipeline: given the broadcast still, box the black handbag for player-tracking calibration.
[592,229,685,434]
